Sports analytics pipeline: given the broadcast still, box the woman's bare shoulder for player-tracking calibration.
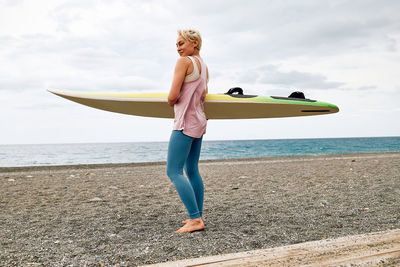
[174,57,191,73]
[176,56,191,65]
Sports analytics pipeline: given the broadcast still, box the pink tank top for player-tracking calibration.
[173,56,207,138]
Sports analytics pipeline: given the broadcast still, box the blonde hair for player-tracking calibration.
[178,29,202,51]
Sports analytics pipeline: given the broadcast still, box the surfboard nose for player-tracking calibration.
[47,89,62,96]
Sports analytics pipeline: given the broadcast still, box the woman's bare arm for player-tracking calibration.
[168,57,189,107]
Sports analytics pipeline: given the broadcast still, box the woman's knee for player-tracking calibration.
[185,166,200,180]
[167,163,184,182]
[166,166,177,180]
[184,169,194,178]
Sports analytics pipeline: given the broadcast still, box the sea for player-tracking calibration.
[0,136,399,168]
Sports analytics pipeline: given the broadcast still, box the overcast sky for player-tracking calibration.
[1,0,399,144]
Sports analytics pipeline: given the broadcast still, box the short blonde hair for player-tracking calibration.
[178,29,202,51]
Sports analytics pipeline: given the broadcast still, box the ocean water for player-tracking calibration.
[0,137,399,167]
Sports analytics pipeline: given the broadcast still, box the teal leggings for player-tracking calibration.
[166,130,204,219]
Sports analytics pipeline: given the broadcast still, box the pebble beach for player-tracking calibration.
[1,152,399,266]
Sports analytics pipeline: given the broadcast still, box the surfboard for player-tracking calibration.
[48,89,339,119]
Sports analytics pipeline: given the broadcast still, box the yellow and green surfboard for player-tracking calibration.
[48,89,339,119]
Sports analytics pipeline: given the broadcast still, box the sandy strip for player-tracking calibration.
[1,152,399,266]
[143,229,400,266]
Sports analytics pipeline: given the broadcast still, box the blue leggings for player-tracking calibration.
[166,130,204,219]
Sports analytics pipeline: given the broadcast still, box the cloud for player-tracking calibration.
[233,65,345,90]
[357,86,378,91]
[203,1,400,62]
[0,0,183,93]
[260,65,344,89]
[2,0,399,93]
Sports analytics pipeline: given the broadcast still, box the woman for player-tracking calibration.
[167,29,208,233]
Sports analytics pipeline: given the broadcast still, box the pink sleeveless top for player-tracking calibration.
[173,56,207,138]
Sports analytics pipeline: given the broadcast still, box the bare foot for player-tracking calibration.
[182,219,189,224]
[175,218,205,233]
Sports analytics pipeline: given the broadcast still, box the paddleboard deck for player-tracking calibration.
[48,90,339,119]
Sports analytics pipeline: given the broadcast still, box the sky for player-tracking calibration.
[1,0,399,144]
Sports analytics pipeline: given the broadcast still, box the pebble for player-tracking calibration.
[89,197,103,202]
[320,200,329,207]
[8,178,15,182]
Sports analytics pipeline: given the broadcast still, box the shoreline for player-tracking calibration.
[1,151,399,173]
[1,152,399,266]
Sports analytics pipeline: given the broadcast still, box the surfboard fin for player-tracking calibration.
[288,91,306,99]
[225,87,244,95]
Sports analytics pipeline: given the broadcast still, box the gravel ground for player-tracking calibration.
[1,152,399,266]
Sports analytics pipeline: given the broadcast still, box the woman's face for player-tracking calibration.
[176,35,198,57]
